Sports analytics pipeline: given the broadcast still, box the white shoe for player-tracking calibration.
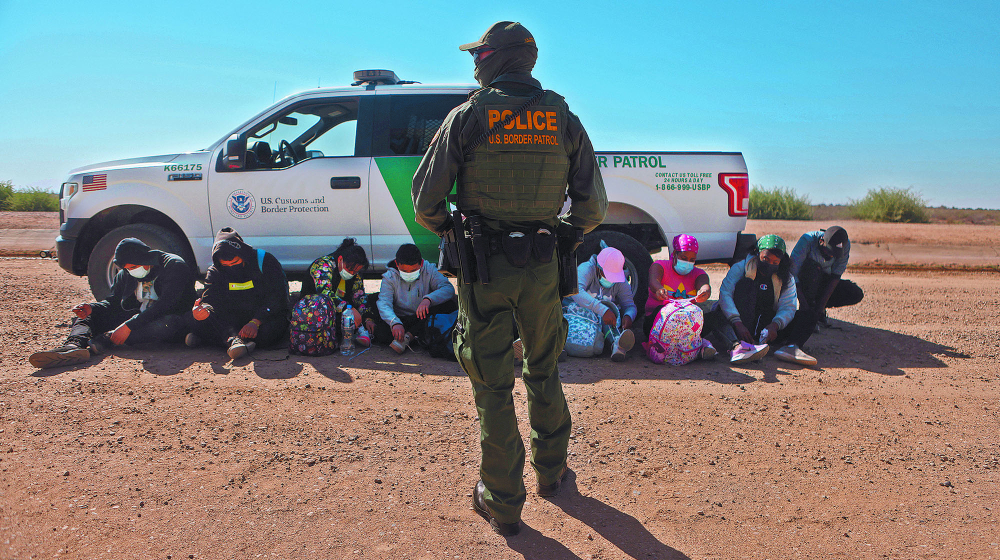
[700,340,717,360]
[774,344,817,366]
[730,342,769,364]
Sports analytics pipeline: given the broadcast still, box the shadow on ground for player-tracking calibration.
[508,470,690,560]
[556,318,970,384]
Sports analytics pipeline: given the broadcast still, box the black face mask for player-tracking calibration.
[758,261,777,277]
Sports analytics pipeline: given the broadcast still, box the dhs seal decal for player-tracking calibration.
[228,189,255,219]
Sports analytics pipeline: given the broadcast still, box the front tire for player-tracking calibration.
[575,230,652,314]
[87,223,193,299]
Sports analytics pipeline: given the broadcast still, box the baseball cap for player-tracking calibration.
[757,234,786,255]
[596,247,627,283]
[823,226,848,257]
[459,21,536,52]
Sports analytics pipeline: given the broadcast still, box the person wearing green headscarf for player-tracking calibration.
[706,234,819,366]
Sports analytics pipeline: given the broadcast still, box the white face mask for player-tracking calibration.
[339,268,354,281]
[399,269,421,283]
[127,266,151,279]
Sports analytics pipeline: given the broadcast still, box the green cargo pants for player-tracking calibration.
[455,251,571,524]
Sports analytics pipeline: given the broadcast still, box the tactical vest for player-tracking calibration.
[458,88,571,221]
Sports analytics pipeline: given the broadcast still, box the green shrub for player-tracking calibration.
[849,187,928,223]
[0,180,13,210]
[7,187,59,212]
[748,186,813,220]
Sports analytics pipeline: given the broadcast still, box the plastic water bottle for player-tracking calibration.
[341,305,355,356]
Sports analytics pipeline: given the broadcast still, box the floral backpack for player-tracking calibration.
[563,300,604,357]
[289,294,338,356]
[645,299,704,365]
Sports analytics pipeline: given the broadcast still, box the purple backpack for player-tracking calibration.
[289,294,338,356]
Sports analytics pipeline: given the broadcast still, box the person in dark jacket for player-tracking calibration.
[185,228,290,359]
[29,238,196,369]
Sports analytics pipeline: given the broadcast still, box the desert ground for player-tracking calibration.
[2,217,999,559]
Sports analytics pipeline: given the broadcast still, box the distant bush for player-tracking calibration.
[849,187,928,223]
[7,187,59,212]
[0,180,13,210]
[748,186,813,220]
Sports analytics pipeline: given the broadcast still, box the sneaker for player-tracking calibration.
[616,329,635,353]
[87,333,112,356]
[512,338,523,361]
[28,343,91,369]
[184,333,201,348]
[700,340,717,360]
[390,332,413,355]
[774,344,818,366]
[227,337,251,359]
[730,342,769,364]
[356,326,371,348]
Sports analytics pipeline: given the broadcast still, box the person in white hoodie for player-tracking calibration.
[375,244,457,353]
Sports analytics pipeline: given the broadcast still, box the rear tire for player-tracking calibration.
[87,223,194,300]
[575,230,652,314]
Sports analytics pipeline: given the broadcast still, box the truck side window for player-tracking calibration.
[243,98,361,170]
[386,95,467,155]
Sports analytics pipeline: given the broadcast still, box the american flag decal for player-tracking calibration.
[82,174,107,192]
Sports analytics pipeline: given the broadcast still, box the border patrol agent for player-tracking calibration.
[412,21,607,535]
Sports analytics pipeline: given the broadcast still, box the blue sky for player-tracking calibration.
[1,0,997,208]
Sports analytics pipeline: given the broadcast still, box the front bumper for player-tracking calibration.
[56,218,89,275]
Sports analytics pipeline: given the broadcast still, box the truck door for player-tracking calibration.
[368,92,468,266]
[208,96,371,272]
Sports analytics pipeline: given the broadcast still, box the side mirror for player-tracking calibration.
[224,136,246,170]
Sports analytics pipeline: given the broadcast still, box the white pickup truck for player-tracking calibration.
[57,69,754,306]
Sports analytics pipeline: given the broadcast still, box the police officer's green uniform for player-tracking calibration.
[412,21,607,530]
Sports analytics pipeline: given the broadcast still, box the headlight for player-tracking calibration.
[61,182,79,211]
[62,182,79,199]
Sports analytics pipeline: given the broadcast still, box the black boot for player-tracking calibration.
[29,342,91,369]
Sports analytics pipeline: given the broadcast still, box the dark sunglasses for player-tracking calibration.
[470,47,496,63]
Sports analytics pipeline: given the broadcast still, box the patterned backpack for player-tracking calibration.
[563,300,604,357]
[289,294,338,356]
[645,299,704,365]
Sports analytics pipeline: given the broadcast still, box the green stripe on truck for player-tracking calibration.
[374,156,444,264]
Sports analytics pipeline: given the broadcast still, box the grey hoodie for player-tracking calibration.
[377,260,456,327]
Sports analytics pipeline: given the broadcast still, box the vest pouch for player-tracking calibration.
[501,231,532,268]
[531,227,556,263]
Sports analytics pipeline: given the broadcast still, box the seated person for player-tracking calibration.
[29,238,195,369]
[644,234,711,340]
[375,244,457,354]
[185,228,290,359]
[707,234,818,366]
[562,246,638,362]
[789,226,864,325]
[301,238,377,347]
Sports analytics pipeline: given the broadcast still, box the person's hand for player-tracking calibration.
[392,324,406,342]
[352,308,362,327]
[415,298,431,320]
[765,322,779,343]
[72,303,92,319]
[694,285,710,303]
[602,309,617,326]
[621,315,633,330]
[733,322,754,343]
[654,287,669,301]
[239,320,260,339]
[110,323,131,345]
[191,299,210,321]
[364,318,375,334]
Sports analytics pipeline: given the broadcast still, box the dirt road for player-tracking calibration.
[2,257,999,559]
